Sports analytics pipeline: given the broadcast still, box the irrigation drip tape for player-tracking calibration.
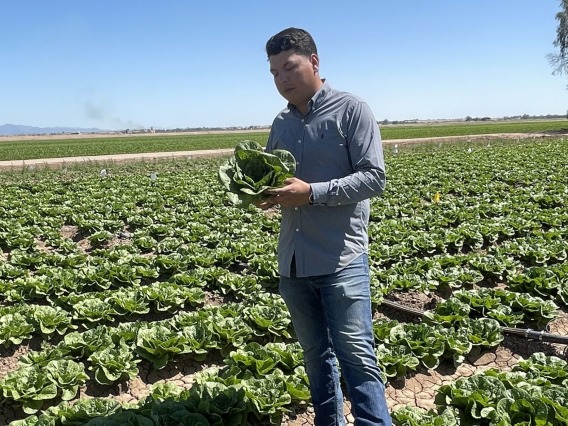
[380,299,568,346]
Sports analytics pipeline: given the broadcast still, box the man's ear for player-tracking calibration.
[310,53,319,72]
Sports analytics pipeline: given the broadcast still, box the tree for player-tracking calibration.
[549,0,568,75]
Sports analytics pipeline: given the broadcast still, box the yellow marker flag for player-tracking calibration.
[433,192,441,203]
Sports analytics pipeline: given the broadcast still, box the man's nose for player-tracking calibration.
[278,71,288,84]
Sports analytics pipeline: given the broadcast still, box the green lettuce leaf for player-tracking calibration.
[218,141,296,207]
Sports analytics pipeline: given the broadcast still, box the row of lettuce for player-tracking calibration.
[0,260,560,349]
[6,311,568,425]
[0,285,555,414]
[0,137,566,424]
[9,350,568,426]
[7,329,568,426]
[394,351,568,426]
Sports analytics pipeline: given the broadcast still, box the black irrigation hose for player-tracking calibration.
[380,299,568,346]
[500,327,568,345]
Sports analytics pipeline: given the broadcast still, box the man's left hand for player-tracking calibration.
[265,177,311,207]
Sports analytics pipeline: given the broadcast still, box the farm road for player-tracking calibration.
[0,132,552,170]
[0,148,235,170]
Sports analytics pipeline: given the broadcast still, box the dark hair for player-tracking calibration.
[265,27,318,58]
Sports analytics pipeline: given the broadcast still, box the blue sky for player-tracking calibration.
[0,1,565,130]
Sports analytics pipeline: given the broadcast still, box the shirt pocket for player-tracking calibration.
[304,120,352,180]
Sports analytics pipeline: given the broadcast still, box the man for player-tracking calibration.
[259,28,392,426]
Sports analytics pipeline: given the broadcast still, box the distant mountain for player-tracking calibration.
[0,123,107,136]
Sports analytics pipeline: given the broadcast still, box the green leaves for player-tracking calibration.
[515,352,568,386]
[429,355,568,425]
[392,406,460,425]
[135,325,188,369]
[436,375,508,420]
[0,365,58,414]
[242,294,293,339]
[142,281,205,313]
[425,288,558,328]
[30,305,75,336]
[373,318,473,376]
[218,140,296,207]
[0,310,34,346]
[44,359,89,401]
[494,389,551,426]
[0,360,88,413]
[88,343,140,385]
[185,382,248,425]
[226,342,302,376]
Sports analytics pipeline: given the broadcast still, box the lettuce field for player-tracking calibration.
[0,136,567,425]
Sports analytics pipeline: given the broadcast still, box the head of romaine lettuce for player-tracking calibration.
[218,140,296,207]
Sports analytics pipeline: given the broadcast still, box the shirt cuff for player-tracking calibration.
[310,182,328,205]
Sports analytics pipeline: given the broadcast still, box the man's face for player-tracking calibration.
[269,50,320,109]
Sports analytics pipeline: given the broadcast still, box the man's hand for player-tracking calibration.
[265,177,311,207]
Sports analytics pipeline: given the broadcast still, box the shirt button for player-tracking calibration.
[297,139,302,143]
[295,228,299,232]
[301,119,304,123]
[294,207,298,211]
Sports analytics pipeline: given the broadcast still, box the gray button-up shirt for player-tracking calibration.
[266,83,386,278]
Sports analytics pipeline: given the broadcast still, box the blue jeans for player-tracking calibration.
[279,254,392,426]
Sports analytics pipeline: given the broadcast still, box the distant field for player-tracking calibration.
[0,133,268,162]
[380,119,568,139]
[0,120,566,161]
